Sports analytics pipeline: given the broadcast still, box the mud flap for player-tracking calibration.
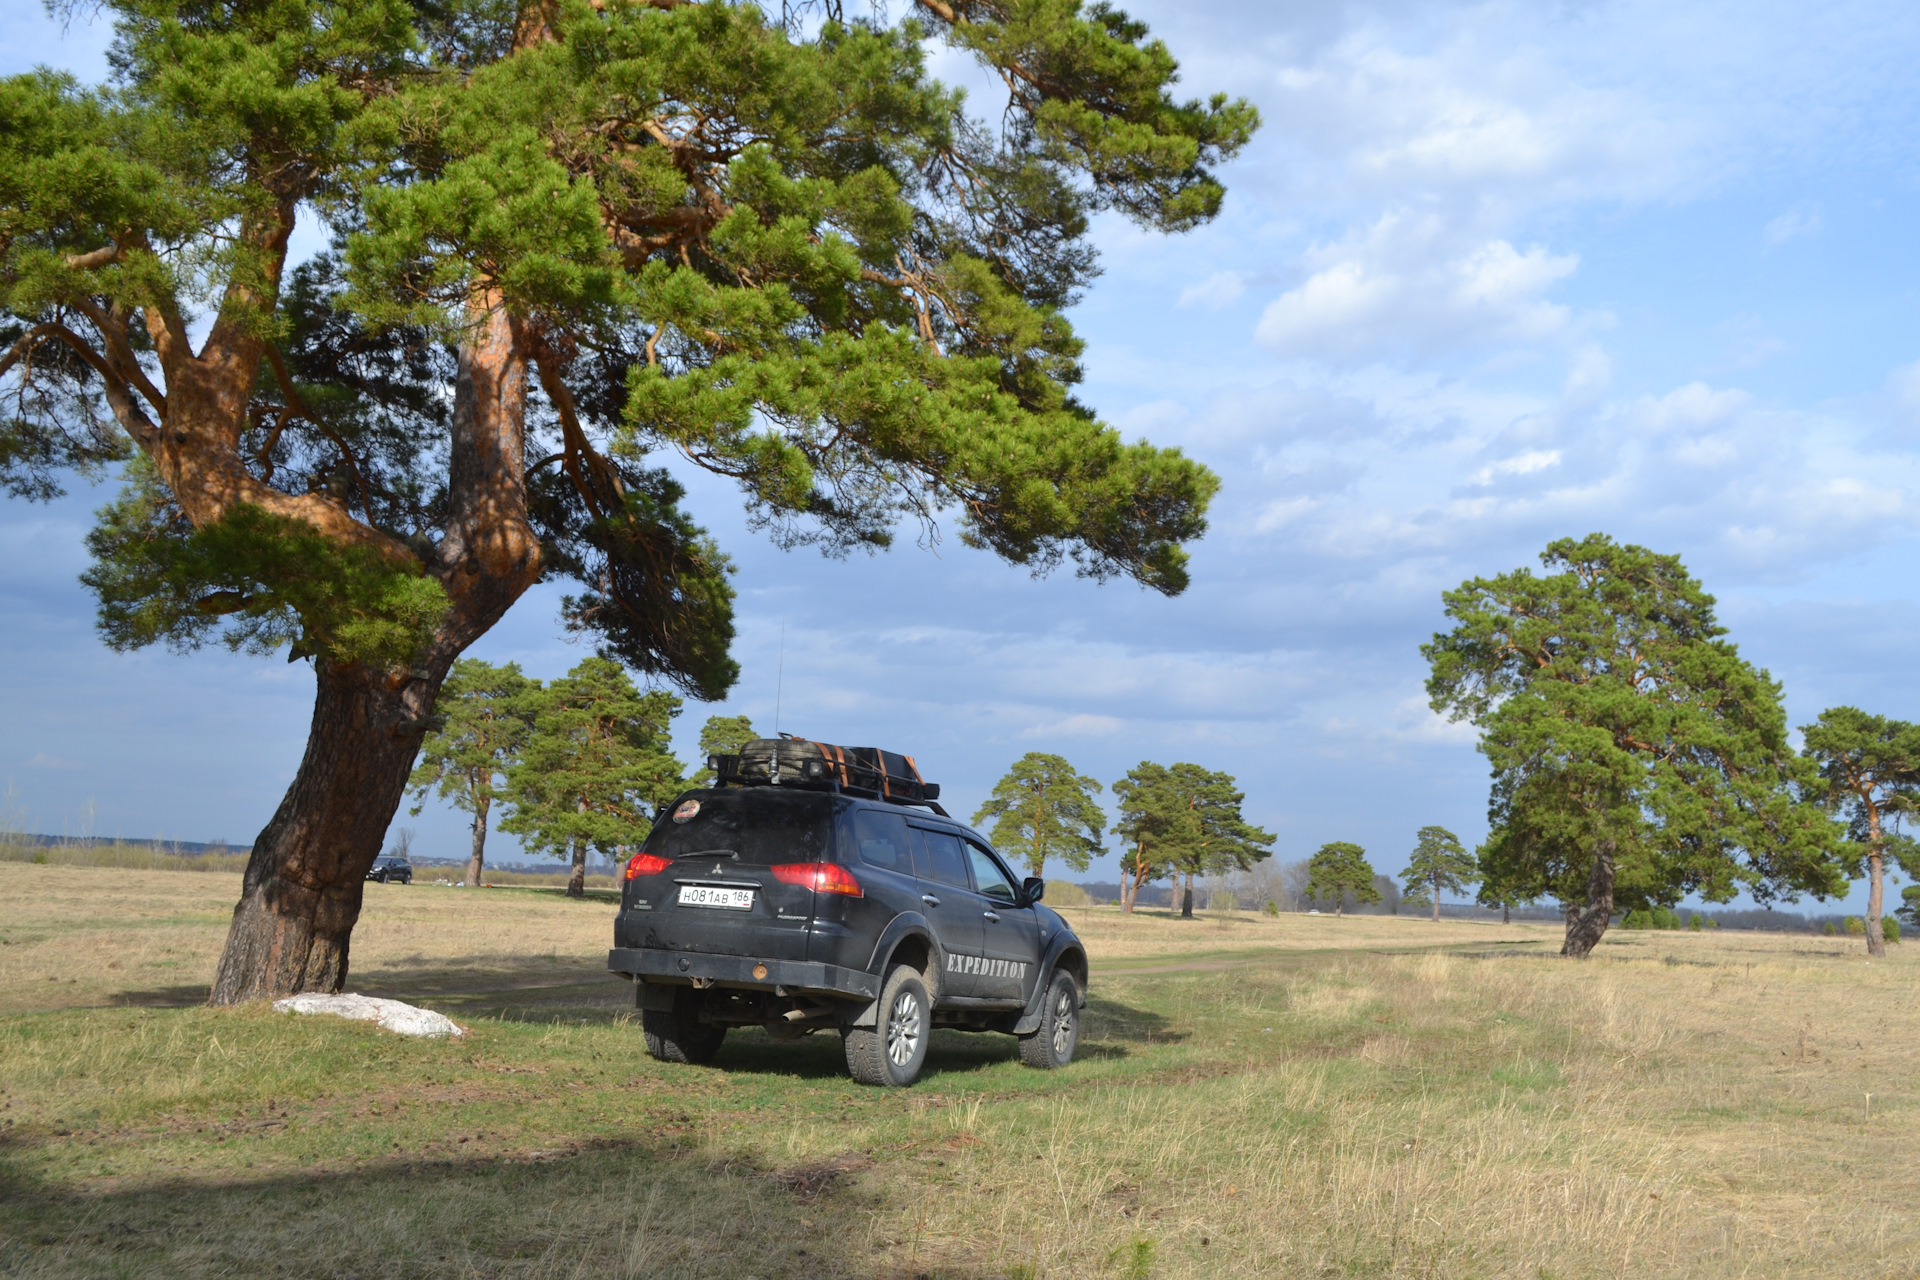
[637,981,680,1012]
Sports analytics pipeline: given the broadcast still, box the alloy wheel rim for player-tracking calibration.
[887,991,922,1067]
[1050,990,1074,1057]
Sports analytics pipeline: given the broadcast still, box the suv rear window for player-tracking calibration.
[643,789,836,866]
[850,809,912,871]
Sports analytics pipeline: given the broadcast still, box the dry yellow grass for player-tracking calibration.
[0,863,1562,1012]
[3,862,1916,1278]
[0,864,623,1012]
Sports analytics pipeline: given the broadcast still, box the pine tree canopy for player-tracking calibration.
[408,658,538,817]
[1424,534,1843,944]
[1401,825,1475,901]
[1305,841,1378,909]
[972,751,1104,877]
[1799,707,1920,881]
[500,655,685,858]
[3,0,1251,696]
[690,712,758,784]
[1112,761,1273,880]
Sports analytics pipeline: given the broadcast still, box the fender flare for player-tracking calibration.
[846,913,942,1028]
[863,911,942,977]
[1010,935,1089,1035]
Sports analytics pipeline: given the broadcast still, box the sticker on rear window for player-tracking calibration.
[671,799,701,824]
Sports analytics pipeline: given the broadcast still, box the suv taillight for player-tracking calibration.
[624,852,670,879]
[770,862,863,897]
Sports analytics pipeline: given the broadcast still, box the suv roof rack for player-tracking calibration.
[708,737,948,816]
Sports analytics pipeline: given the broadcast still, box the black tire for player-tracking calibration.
[642,988,727,1065]
[1018,970,1079,1070]
[844,965,931,1087]
[373,872,387,884]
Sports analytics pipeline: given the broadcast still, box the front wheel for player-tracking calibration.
[844,965,930,1087]
[1018,970,1079,1070]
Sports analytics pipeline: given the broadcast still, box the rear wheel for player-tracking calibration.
[844,965,930,1087]
[1018,970,1079,1070]
[642,988,727,1065]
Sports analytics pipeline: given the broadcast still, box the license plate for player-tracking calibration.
[678,884,754,910]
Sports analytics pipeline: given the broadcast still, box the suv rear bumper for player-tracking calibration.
[607,948,879,1001]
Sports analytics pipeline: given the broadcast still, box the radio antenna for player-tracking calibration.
[773,617,786,735]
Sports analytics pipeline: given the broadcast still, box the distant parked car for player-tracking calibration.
[366,855,412,885]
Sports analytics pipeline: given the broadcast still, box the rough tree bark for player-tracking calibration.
[1561,838,1617,959]
[209,296,541,1003]
[1431,878,1441,923]
[1180,873,1194,919]
[466,796,490,888]
[567,837,588,898]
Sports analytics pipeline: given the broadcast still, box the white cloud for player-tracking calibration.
[1018,713,1126,740]
[1765,203,1823,246]
[1469,449,1561,486]
[1178,270,1249,310]
[1254,496,1320,532]
[1254,211,1579,362]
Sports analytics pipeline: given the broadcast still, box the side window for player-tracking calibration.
[850,809,911,871]
[913,828,972,889]
[965,842,1019,904]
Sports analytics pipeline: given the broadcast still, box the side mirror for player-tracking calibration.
[1022,876,1045,905]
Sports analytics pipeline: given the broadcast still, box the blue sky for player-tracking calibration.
[5,0,1920,911]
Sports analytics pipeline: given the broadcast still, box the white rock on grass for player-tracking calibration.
[272,992,464,1038]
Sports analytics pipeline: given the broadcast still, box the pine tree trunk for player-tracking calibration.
[466,796,489,888]
[1562,838,1616,958]
[1431,875,1440,923]
[568,837,587,898]
[209,660,445,1003]
[1180,873,1194,918]
[207,293,540,1004]
[1866,851,1887,959]
[1864,806,1887,958]
[1503,903,1510,924]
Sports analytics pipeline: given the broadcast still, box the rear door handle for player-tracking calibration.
[921,894,941,907]
[982,910,1000,923]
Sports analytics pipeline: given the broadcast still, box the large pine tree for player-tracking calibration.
[2,0,1255,1000]
[1425,534,1843,957]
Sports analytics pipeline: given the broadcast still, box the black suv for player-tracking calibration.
[607,740,1087,1087]
[366,855,412,884]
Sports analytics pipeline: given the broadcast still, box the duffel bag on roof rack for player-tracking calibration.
[709,736,941,806]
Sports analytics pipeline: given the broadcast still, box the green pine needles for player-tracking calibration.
[1305,842,1378,916]
[83,460,448,669]
[973,751,1105,878]
[499,656,686,896]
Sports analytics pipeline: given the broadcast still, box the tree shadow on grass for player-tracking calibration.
[104,983,213,1008]
[1081,995,1183,1047]
[0,1130,1002,1280]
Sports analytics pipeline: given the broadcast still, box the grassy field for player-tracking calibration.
[2,864,1915,1278]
